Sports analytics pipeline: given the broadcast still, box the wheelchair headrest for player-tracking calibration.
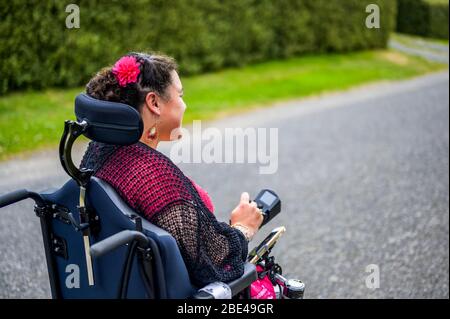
[75,93,143,145]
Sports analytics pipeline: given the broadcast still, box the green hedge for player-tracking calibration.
[0,0,396,95]
[396,0,449,39]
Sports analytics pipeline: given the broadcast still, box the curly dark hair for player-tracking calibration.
[86,52,178,111]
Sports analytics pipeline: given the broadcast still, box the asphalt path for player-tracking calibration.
[0,71,448,298]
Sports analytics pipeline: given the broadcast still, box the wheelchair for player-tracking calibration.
[0,93,303,299]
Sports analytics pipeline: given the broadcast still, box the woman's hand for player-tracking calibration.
[230,192,264,240]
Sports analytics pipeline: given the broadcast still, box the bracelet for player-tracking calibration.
[231,223,255,242]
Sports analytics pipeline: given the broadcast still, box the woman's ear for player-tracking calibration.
[144,92,161,116]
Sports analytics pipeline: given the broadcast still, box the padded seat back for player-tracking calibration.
[40,177,196,299]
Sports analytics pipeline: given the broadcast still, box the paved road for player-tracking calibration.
[0,71,448,298]
[389,39,449,64]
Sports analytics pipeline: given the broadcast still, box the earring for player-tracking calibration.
[148,125,157,140]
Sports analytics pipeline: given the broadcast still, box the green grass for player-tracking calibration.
[0,49,447,161]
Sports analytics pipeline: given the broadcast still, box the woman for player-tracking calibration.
[80,52,265,290]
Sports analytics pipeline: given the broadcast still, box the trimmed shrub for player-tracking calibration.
[0,0,396,95]
[396,0,449,39]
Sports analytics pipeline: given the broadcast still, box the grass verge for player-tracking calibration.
[0,48,447,161]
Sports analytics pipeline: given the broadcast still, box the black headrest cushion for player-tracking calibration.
[75,93,143,145]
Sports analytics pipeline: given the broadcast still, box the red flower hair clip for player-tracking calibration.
[112,56,141,87]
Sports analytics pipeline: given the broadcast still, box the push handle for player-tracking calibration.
[0,189,45,208]
[90,230,149,258]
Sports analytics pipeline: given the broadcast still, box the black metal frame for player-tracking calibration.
[117,217,159,299]
[34,203,63,299]
[59,120,93,188]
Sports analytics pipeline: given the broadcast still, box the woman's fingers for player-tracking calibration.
[240,192,250,204]
[230,192,264,232]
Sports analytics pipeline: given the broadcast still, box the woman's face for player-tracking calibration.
[158,70,186,141]
[142,70,186,145]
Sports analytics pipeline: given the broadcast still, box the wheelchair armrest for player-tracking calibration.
[192,263,257,299]
[228,263,258,296]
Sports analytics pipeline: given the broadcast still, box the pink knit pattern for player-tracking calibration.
[95,143,196,220]
[188,178,215,213]
[94,143,217,220]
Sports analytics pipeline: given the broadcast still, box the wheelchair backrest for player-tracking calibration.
[40,177,196,299]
